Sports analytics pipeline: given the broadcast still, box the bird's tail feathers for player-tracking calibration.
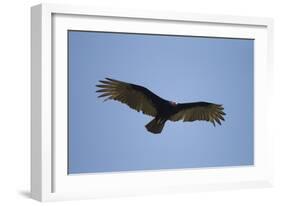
[145,118,165,134]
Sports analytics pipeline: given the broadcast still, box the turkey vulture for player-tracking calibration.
[96,78,225,134]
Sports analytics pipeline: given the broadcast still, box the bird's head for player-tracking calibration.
[169,101,177,106]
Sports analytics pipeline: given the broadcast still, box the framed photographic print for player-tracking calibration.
[31,3,274,201]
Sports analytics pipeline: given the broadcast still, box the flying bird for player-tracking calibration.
[96,78,225,134]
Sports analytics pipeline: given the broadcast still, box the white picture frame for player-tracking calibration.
[31,3,274,202]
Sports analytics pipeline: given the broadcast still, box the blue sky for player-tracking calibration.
[68,31,254,174]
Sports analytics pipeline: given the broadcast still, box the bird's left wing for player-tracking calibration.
[169,102,226,126]
[96,78,166,117]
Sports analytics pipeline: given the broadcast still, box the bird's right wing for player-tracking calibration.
[96,78,166,117]
[169,102,225,126]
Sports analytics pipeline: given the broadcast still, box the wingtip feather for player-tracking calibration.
[99,80,111,84]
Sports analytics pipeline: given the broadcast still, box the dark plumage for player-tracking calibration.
[96,78,226,134]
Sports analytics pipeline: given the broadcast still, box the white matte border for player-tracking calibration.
[31,3,274,201]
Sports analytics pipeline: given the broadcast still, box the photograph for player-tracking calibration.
[67,30,254,174]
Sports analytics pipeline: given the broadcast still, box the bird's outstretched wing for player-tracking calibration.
[96,78,166,117]
[169,102,225,126]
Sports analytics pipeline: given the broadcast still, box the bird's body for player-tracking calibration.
[96,78,225,134]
